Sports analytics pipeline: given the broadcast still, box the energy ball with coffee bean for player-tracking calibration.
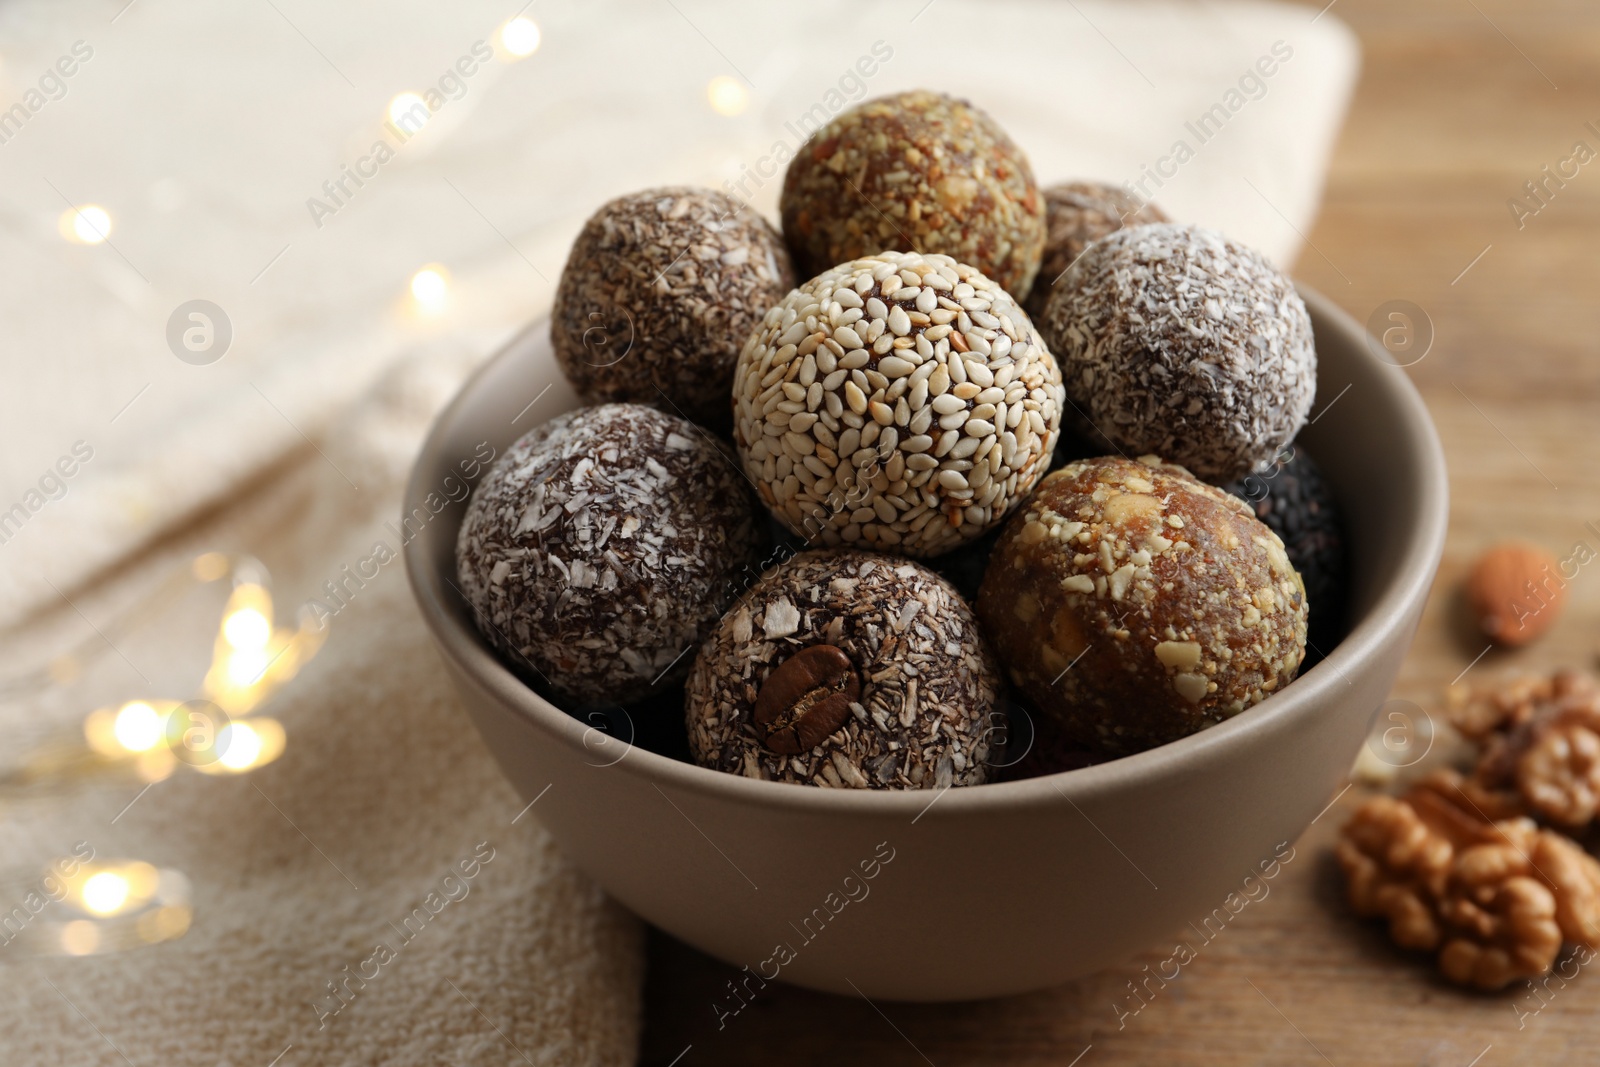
[977,455,1307,755]
[686,549,1003,789]
[456,403,766,707]
[733,250,1064,558]
[1223,444,1346,651]
[1021,181,1169,320]
[780,90,1046,296]
[551,187,794,431]
[1039,224,1316,483]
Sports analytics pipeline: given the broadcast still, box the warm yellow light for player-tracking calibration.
[136,747,177,782]
[500,17,541,57]
[226,647,271,687]
[59,204,111,244]
[706,76,747,117]
[82,871,130,916]
[112,701,163,753]
[223,607,272,650]
[217,721,263,770]
[196,717,284,775]
[409,265,449,311]
[60,920,101,956]
[387,92,430,132]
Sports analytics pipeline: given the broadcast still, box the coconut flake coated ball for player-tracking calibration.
[780,90,1045,296]
[977,455,1307,755]
[733,250,1064,558]
[456,403,766,707]
[551,187,794,432]
[686,549,1003,788]
[1039,224,1316,483]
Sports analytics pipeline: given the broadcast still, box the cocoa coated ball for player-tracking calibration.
[552,187,794,431]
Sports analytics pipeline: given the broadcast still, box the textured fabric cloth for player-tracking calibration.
[0,0,1358,628]
[0,349,644,1065]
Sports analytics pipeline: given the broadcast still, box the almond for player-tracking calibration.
[1466,541,1565,646]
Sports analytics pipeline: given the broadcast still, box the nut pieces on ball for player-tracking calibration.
[686,549,1003,788]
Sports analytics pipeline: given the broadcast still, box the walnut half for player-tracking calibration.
[1337,771,1600,990]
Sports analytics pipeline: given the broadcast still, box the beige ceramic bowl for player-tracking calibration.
[404,288,1447,1001]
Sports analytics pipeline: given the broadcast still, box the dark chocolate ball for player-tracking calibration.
[456,403,766,706]
[1222,444,1346,654]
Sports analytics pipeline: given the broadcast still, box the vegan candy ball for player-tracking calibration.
[686,549,1003,788]
[551,187,794,431]
[732,250,1064,558]
[456,403,766,706]
[1038,224,1316,483]
[1021,180,1169,320]
[977,455,1307,754]
[780,90,1046,296]
[1224,443,1346,651]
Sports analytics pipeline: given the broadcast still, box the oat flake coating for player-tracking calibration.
[686,549,1003,789]
[552,187,794,432]
[456,403,766,707]
[733,250,1064,558]
[1039,223,1316,483]
[977,455,1307,755]
[780,90,1045,296]
[1021,181,1169,321]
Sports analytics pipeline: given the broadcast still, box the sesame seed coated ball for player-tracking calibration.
[780,90,1046,296]
[686,549,1003,789]
[455,403,767,707]
[732,250,1065,558]
[1021,181,1169,320]
[551,187,794,432]
[1038,223,1317,483]
[977,455,1307,755]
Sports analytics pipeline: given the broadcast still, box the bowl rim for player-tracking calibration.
[403,286,1449,817]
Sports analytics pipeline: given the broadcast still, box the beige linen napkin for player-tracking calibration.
[0,350,641,1066]
[0,0,1358,630]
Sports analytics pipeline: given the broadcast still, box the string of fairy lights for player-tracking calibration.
[23,13,765,960]
[1,552,325,957]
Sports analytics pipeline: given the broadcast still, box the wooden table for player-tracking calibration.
[640,2,1600,1062]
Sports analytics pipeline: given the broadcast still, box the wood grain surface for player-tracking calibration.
[640,2,1600,1062]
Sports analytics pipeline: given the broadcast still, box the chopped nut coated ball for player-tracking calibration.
[780,90,1045,296]
[1038,224,1317,482]
[552,187,794,432]
[456,403,766,706]
[976,454,1306,754]
[733,250,1064,558]
[685,549,1003,789]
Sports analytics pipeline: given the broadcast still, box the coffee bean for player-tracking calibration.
[753,644,860,754]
